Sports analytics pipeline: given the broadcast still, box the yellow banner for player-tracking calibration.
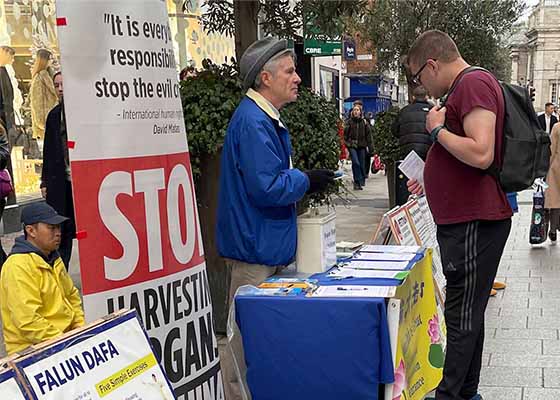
[95,353,157,397]
[393,250,444,400]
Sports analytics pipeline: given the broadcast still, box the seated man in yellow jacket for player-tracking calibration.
[0,202,85,354]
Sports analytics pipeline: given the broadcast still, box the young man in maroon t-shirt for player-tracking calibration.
[406,30,512,400]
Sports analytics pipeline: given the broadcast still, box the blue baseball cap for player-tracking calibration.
[21,203,68,225]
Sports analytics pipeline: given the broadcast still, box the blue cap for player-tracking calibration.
[21,203,68,226]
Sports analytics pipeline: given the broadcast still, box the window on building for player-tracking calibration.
[552,83,558,105]
[319,66,336,102]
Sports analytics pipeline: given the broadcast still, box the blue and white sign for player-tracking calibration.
[343,39,356,61]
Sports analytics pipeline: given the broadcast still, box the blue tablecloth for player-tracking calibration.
[236,294,395,400]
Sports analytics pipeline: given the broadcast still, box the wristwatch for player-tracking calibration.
[430,125,445,143]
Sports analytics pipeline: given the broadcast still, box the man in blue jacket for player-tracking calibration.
[217,37,334,398]
[218,36,334,299]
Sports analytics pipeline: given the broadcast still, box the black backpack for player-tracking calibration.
[442,67,551,192]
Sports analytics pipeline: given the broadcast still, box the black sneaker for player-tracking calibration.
[353,183,362,190]
[550,231,557,242]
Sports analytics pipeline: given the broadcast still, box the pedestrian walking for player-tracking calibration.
[546,123,560,242]
[0,46,16,144]
[344,105,373,190]
[40,72,75,269]
[29,49,58,141]
[406,30,512,400]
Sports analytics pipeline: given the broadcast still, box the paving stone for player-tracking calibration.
[487,296,529,309]
[499,308,542,318]
[529,316,560,329]
[506,277,543,283]
[499,304,541,313]
[530,298,560,309]
[499,282,530,291]
[540,290,560,299]
[486,308,500,316]
[497,268,531,277]
[482,353,491,366]
[542,309,560,318]
[478,386,523,400]
[485,315,528,329]
[544,368,560,387]
[531,270,560,278]
[500,291,542,302]
[543,340,560,355]
[495,328,557,340]
[524,388,560,400]
[501,258,542,266]
[490,353,560,368]
[479,366,542,387]
[483,338,542,354]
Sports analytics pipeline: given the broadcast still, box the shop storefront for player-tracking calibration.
[0,0,234,230]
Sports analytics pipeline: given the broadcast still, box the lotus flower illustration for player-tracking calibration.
[427,314,444,368]
[392,359,407,400]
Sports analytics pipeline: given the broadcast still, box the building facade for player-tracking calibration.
[510,0,560,111]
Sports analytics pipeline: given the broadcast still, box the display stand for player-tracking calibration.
[372,196,446,306]
[4,310,176,400]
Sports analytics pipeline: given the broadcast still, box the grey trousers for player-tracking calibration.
[222,259,280,400]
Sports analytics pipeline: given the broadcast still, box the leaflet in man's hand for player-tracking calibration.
[398,150,425,185]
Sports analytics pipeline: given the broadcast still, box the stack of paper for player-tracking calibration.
[336,241,364,252]
[328,268,409,280]
[360,245,421,254]
[352,252,416,262]
[311,285,396,298]
[343,260,410,271]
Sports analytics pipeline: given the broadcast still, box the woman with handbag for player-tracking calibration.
[344,106,372,190]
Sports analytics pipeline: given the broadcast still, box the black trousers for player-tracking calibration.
[435,219,511,400]
[59,221,74,270]
[57,180,76,270]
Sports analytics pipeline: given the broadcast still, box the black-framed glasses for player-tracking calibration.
[411,59,435,86]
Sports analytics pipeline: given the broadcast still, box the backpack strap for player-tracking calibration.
[440,66,488,106]
[440,66,502,181]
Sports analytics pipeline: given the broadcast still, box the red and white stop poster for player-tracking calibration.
[56,1,223,398]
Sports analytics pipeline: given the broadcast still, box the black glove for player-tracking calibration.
[305,169,335,194]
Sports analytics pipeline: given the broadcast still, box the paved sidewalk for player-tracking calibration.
[478,189,560,400]
[331,161,390,243]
